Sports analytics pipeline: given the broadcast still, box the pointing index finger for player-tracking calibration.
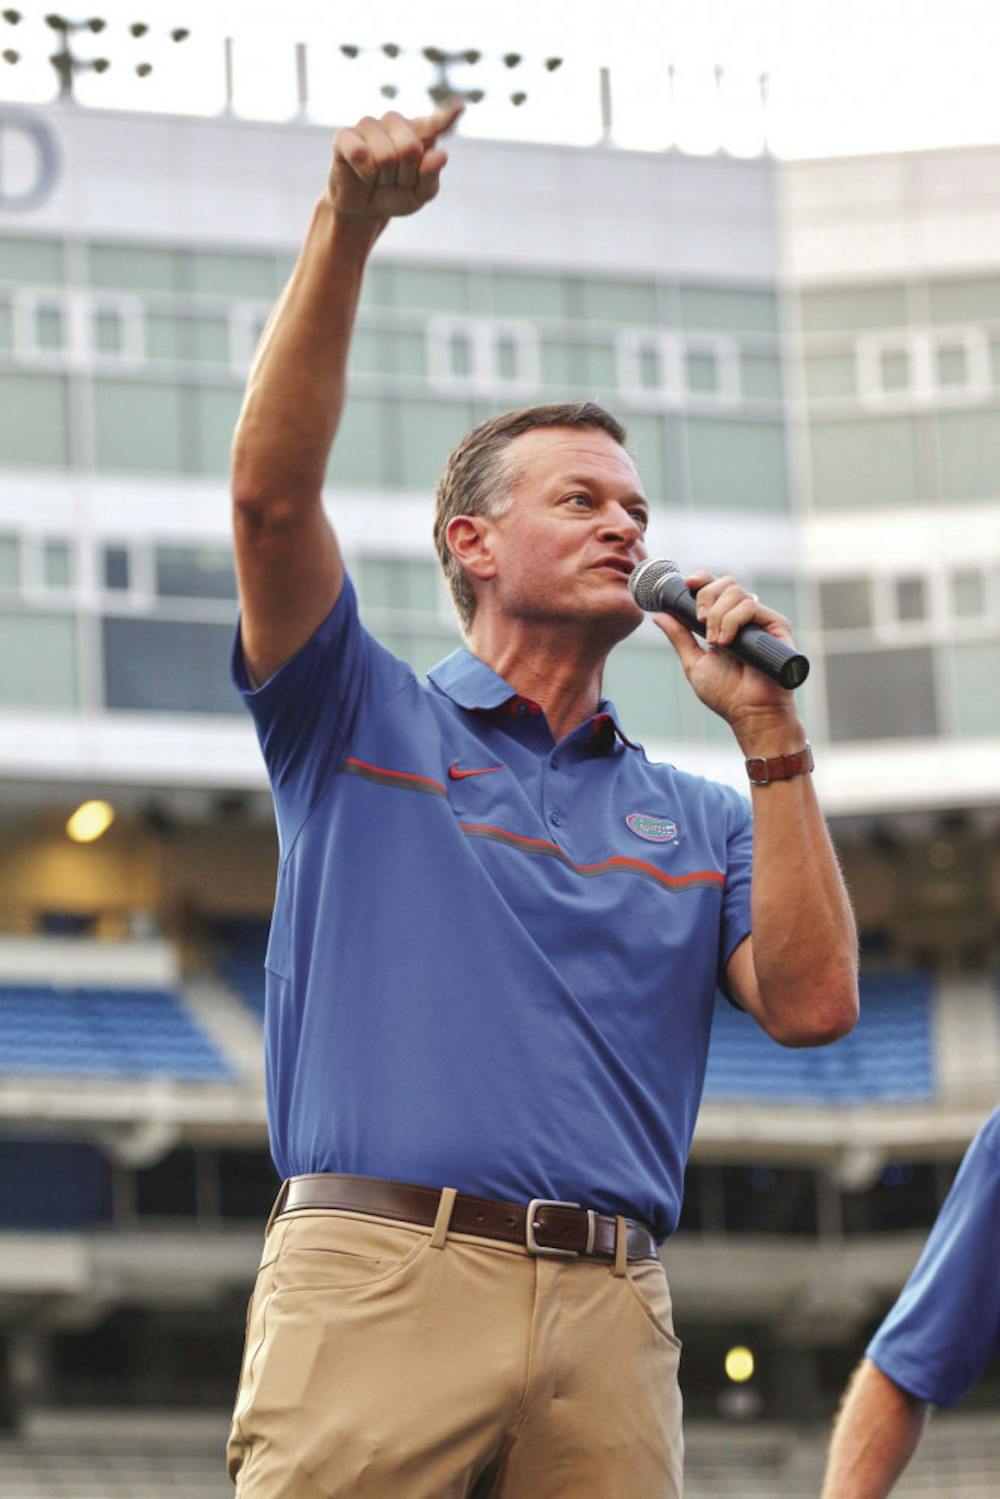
[410,97,465,145]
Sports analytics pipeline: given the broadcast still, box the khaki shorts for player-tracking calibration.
[228,1187,683,1498]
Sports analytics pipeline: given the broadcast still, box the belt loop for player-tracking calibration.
[612,1214,628,1278]
[265,1179,290,1236]
[430,1186,458,1250]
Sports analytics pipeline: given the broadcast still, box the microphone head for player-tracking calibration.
[628,557,680,612]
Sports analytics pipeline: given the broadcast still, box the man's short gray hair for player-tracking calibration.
[432,402,628,633]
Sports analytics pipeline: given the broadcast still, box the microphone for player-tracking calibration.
[628,558,810,690]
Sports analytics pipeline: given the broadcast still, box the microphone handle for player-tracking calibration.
[655,573,810,691]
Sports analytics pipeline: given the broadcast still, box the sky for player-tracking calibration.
[4,0,1000,160]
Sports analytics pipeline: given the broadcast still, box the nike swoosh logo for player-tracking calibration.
[448,762,504,780]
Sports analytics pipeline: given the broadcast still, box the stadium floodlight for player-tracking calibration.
[724,1346,755,1384]
[17,13,191,98]
[335,40,565,114]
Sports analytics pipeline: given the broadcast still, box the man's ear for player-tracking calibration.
[445,514,497,583]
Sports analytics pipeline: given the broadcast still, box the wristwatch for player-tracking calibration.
[745,743,814,787]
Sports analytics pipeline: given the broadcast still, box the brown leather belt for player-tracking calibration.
[276,1173,658,1262]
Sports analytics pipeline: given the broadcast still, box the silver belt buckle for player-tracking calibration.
[526,1198,596,1257]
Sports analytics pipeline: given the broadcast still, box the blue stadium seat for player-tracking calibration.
[703,969,933,1103]
[0,984,234,1081]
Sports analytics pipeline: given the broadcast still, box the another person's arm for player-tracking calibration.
[231,102,462,687]
[656,573,859,1046]
[820,1358,927,1499]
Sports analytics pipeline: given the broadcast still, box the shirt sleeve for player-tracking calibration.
[866,1110,1000,1407]
[717,786,753,995]
[231,573,414,851]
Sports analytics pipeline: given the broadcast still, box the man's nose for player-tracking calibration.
[600,505,642,543]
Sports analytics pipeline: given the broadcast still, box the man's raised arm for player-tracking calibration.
[231,101,463,687]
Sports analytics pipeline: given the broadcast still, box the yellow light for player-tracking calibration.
[725,1346,755,1383]
[66,799,115,843]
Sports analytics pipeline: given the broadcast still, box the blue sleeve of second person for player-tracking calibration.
[231,574,414,850]
[867,1109,1000,1407]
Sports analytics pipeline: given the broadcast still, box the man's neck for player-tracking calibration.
[465,618,610,745]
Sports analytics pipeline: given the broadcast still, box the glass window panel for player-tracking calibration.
[192,386,243,476]
[356,558,437,614]
[325,395,386,488]
[491,272,565,320]
[879,349,910,391]
[356,558,397,613]
[155,545,236,600]
[540,339,615,392]
[950,642,1000,736]
[819,578,873,630]
[349,328,381,373]
[495,335,519,381]
[741,354,783,400]
[949,568,985,618]
[936,344,968,386]
[102,617,241,714]
[686,350,719,393]
[145,313,183,361]
[602,640,682,739]
[0,373,69,467]
[800,285,908,333]
[638,345,661,390]
[187,317,230,363]
[402,630,463,678]
[396,398,476,490]
[0,610,77,708]
[928,276,1000,323]
[895,575,927,622]
[0,237,64,285]
[87,244,177,292]
[809,418,920,509]
[394,266,469,313]
[804,354,856,399]
[0,235,63,281]
[826,648,938,741]
[686,419,788,511]
[94,309,123,355]
[624,412,678,507]
[184,251,277,299]
[577,278,658,325]
[93,379,186,474]
[386,329,426,377]
[42,540,72,588]
[938,410,1000,500]
[448,331,473,377]
[751,577,797,628]
[103,547,130,591]
[358,262,395,308]
[0,299,11,349]
[0,535,19,589]
[36,305,64,350]
[680,285,778,334]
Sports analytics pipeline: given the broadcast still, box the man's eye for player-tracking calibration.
[631,511,649,530]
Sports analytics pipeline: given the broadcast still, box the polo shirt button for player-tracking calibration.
[550,811,563,826]
[550,757,560,769]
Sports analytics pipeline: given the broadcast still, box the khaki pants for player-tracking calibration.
[228,1187,684,1498]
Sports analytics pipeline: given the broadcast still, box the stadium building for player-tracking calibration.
[0,85,998,1495]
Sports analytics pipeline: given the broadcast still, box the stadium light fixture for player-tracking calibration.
[335,38,564,114]
[66,799,115,843]
[12,12,190,99]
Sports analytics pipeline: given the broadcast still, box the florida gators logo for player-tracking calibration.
[626,812,678,843]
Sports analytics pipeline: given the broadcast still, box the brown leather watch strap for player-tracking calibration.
[745,742,814,787]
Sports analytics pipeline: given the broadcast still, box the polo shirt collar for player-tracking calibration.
[427,648,638,752]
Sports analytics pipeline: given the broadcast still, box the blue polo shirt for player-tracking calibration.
[867,1106,1000,1406]
[234,574,753,1241]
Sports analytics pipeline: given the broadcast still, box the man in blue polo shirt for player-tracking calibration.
[821,1105,1000,1498]
[225,100,858,1498]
